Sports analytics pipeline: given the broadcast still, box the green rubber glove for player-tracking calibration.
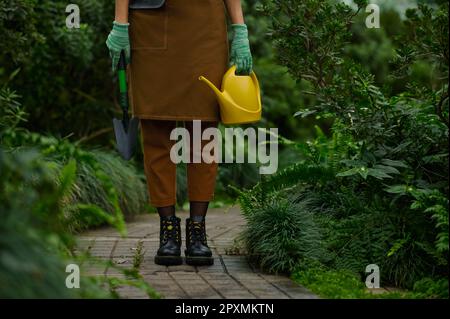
[106,21,131,72]
[230,24,253,75]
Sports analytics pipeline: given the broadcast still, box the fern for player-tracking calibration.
[258,163,334,194]
[411,189,449,253]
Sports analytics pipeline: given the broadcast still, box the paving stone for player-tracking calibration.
[112,239,142,258]
[111,257,134,268]
[83,228,122,238]
[259,274,318,299]
[143,275,189,299]
[203,279,235,286]
[105,266,126,276]
[139,262,168,274]
[115,285,149,299]
[221,293,257,299]
[200,273,230,280]
[238,281,279,293]
[175,281,222,299]
[76,207,318,299]
[88,240,117,258]
[196,260,225,273]
[126,224,152,238]
[169,271,202,280]
[231,273,262,280]
[81,265,106,276]
[161,293,189,299]
[166,264,196,272]
[253,293,290,299]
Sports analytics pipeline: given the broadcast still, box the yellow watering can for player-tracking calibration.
[199,65,262,125]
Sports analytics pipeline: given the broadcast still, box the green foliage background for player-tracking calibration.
[234,0,448,297]
[0,0,448,298]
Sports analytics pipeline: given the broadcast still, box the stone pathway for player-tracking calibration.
[76,206,317,299]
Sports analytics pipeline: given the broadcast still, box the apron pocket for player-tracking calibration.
[130,9,168,50]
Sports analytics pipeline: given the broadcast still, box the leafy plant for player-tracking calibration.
[0,147,158,298]
[1,0,115,140]
[0,78,153,297]
[2,109,148,232]
[292,266,370,299]
[235,0,449,291]
[238,194,325,273]
[292,266,449,299]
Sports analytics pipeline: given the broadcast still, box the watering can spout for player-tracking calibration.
[199,76,223,99]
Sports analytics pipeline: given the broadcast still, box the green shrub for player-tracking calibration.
[0,95,154,297]
[1,0,115,140]
[412,278,449,299]
[3,129,149,232]
[239,194,325,273]
[0,148,158,298]
[1,72,148,231]
[0,149,116,298]
[236,0,449,291]
[0,149,74,298]
[0,80,27,132]
[58,149,148,232]
[0,0,43,65]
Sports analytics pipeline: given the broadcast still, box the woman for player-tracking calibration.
[106,0,252,266]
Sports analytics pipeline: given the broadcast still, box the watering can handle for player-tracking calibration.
[117,51,130,125]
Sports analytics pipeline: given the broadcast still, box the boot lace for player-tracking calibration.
[189,221,207,244]
[161,219,179,243]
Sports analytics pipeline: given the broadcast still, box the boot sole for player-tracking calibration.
[154,255,183,266]
[185,256,214,266]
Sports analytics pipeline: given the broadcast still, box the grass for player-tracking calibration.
[241,196,325,273]
[292,267,449,299]
[50,149,149,232]
[132,241,145,270]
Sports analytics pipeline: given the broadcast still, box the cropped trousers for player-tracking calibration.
[140,120,219,207]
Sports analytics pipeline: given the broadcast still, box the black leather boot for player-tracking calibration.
[185,218,214,266]
[154,216,182,265]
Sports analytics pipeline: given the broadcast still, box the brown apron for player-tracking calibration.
[128,0,229,121]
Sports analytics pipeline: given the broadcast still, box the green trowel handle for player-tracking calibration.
[117,51,129,121]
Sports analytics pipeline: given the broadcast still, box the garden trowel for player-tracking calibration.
[113,51,139,161]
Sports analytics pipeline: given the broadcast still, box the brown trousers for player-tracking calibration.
[141,120,219,207]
